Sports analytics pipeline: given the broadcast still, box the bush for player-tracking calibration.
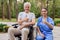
[3,26,10,32]
[54,20,60,25]
[0,23,7,32]
[30,2,40,18]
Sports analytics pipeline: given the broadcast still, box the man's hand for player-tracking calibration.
[20,26,24,30]
[23,23,30,27]
[23,17,29,22]
[20,24,29,30]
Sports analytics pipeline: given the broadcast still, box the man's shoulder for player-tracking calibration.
[30,12,35,15]
[18,12,25,15]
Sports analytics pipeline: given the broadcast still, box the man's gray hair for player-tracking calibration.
[24,2,31,7]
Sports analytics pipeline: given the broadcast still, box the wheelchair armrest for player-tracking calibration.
[12,24,18,28]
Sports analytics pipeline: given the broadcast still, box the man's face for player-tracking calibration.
[41,9,47,16]
[24,4,30,12]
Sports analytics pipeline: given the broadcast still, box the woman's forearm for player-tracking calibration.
[37,27,41,34]
[46,22,54,30]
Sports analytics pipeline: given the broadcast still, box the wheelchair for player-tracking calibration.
[12,24,34,40]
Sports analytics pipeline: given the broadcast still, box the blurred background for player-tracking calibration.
[0,0,60,40]
[0,0,60,25]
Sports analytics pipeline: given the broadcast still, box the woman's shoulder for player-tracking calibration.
[48,17,53,20]
[37,16,42,21]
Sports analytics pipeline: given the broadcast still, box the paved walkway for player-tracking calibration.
[0,22,60,40]
[53,27,60,40]
[0,27,60,40]
[0,22,17,26]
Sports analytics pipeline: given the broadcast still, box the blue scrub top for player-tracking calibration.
[37,16,54,35]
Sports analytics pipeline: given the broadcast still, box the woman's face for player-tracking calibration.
[41,9,47,16]
[24,4,30,13]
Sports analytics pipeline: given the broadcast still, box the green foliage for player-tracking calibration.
[0,23,10,32]
[54,21,60,25]
[55,7,60,18]
[30,2,40,18]
[3,26,10,32]
[0,23,7,32]
[0,0,60,18]
[54,18,60,25]
[18,3,24,12]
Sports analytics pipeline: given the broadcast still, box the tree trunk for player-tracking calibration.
[7,0,12,20]
[46,0,49,13]
[52,0,55,19]
[7,3,11,20]
[14,0,18,21]
[1,0,5,20]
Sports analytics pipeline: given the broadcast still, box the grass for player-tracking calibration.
[54,18,60,21]
[0,18,60,22]
[0,18,16,22]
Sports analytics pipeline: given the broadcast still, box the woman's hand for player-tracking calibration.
[42,18,53,30]
[38,33,45,38]
[40,33,45,38]
[42,19,47,24]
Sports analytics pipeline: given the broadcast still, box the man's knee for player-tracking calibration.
[8,28,14,33]
[22,28,29,34]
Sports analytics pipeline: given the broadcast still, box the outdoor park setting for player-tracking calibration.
[0,0,60,40]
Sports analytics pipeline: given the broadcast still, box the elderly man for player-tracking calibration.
[8,2,35,40]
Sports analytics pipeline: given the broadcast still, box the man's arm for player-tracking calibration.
[18,19,23,25]
[23,13,36,27]
[23,18,35,27]
[18,17,29,25]
[28,18,35,25]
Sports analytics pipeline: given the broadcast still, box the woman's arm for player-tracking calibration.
[43,19,54,30]
[45,22,54,30]
[37,27,45,37]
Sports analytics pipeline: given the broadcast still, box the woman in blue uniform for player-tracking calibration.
[36,8,54,40]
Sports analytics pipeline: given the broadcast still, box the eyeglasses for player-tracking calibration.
[41,11,47,12]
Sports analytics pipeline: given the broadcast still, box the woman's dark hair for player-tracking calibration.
[42,8,48,11]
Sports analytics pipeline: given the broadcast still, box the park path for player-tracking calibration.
[0,22,60,40]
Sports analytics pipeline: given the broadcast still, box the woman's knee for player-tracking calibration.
[45,35,53,40]
[36,35,44,40]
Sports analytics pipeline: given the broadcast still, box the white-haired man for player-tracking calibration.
[8,2,35,40]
